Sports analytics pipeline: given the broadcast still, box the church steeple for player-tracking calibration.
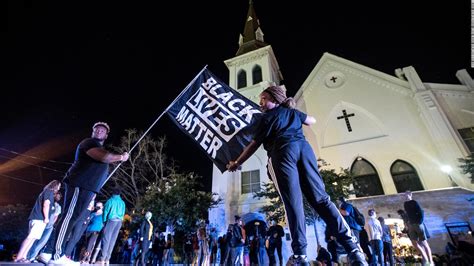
[224,0,283,96]
[236,0,268,56]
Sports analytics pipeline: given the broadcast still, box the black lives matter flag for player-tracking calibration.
[167,68,262,173]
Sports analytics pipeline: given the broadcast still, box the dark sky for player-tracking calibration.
[2,1,472,205]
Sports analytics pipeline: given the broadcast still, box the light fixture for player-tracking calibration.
[441,165,453,174]
[441,165,458,187]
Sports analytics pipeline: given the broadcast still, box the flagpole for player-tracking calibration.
[101,65,208,187]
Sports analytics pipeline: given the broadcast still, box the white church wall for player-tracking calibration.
[210,148,271,234]
[433,88,474,135]
[412,89,471,188]
[297,54,456,194]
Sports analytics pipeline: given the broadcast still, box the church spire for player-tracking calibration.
[235,0,268,56]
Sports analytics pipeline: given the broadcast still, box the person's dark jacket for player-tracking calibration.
[267,224,284,244]
[140,219,154,242]
[404,200,424,224]
[340,202,362,231]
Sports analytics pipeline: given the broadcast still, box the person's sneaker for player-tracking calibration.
[37,253,52,264]
[286,254,310,266]
[48,255,80,266]
[348,250,368,266]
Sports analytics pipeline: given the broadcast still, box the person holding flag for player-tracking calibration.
[226,85,368,266]
[39,121,129,265]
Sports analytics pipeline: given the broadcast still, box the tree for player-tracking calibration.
[254,164,354,222]
[140,172,221,233]
[253,182,286,223]
[319,166,355,203]
[100,129,221,262]
[303,165,354,247]
[139,171,221,261]
[459,154,474,183]
[102,129,220,228]
[101,129,176,207]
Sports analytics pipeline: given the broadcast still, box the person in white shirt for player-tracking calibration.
[365,209,384,266]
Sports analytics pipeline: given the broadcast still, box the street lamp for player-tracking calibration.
[441,165,458,187]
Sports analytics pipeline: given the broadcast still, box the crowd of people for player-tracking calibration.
[12,178,294,266]
[318,192,434,266]
[11,86,440,265]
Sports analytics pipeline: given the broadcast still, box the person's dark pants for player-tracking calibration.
[275,241,282,265]
[268,140,358,256]
[209,240,217,264]
[230,246,243,265]
[42,226,57,255]
[135,239,150,266]
[266,242,282,266]
[154,248,165,265]
[46,183,95,260]
[182,250,193,266]
[121,248,131,264]
[383,241,394,266]
[221,244,230,265]
[64,210,91,257]
[327,240,339,263]
[82,231,100,262]
[266,247,275,265]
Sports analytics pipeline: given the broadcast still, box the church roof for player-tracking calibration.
[235,0,268,56]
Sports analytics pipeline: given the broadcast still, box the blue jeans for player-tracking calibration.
[369,239,384,266]
[27,226,54,261]
[230,246,243,265]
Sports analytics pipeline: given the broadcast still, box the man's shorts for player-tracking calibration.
[27,219,47,240]
[407,223,427,241]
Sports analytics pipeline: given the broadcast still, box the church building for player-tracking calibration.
[209,1,474,260]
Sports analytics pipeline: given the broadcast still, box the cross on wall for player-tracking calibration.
[337,109,355,132]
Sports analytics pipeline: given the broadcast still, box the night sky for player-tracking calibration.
[2,1,472,205]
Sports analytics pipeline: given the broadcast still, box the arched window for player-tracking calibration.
[237,70,247,89]
[390,160,423,193]
[252,65,262,85]
[351,158,384,197]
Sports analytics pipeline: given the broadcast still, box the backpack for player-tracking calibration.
[352,206,365,227]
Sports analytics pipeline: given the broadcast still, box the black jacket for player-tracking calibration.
[140,219,154,241]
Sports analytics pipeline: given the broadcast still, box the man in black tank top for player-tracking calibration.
[40,122,129,266]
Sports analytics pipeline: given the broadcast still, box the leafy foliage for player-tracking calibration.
[140,172,221,233]
[458,154,474,183]
[253,182,286,223]
[254,159,354,225]
[102,129,220,235]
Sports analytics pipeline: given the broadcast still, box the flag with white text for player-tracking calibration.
[167,68,262,173]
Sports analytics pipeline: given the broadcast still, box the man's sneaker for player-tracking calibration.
[37,253,52,264]
[348,250,368,266]
[48,255,80,266]
[286,254,310,266]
